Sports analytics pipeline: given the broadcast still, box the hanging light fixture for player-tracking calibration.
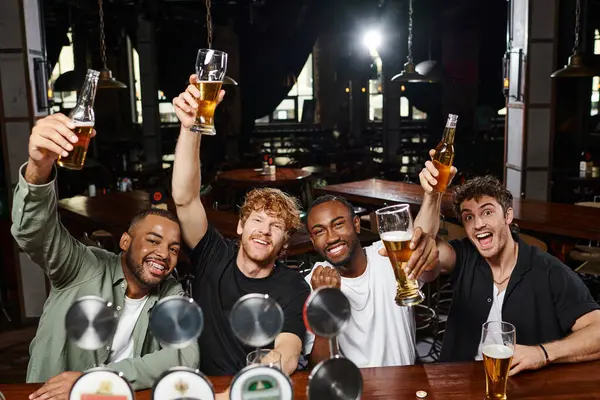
[96,0,127,89]
[205,0,238,85]
[414,0,440,83]
[392,0,430,83]
[551,0,598,78]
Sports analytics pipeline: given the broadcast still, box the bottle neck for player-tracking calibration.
[442,126,456,144]
[76,74,98,108]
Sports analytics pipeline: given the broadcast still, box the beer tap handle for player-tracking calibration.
[329,337,340,358]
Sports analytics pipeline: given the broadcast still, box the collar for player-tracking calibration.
[112,253,126,286]
[505,234,531,299]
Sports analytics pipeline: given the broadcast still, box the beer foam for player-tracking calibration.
[380,231,413,242]
[482,344,513,359]
[73,121,95,127]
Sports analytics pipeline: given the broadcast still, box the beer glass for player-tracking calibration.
[480,321,515,400]
[375,204,425,306]
[191,49,228,135]
[246,349,282,370]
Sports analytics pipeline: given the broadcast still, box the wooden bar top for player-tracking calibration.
[217,168,312,188]
[316,179,600,241]
[57,191,313,256]
[2,361,599,399]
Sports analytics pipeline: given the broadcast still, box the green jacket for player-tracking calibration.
[11,164,199,389]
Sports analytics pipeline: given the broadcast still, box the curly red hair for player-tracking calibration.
[239,188,302,235]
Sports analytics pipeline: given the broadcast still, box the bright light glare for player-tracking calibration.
[363,30,382,50]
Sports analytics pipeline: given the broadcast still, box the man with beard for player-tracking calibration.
[415,153,600,375]
[12,114,198,400]
[303,195,440,367]
[171,76,311,377]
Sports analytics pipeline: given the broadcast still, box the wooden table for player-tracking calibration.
[217,168,312,188]
[57,191,313,257]
[2,361,600,399]
[316,179,600,242]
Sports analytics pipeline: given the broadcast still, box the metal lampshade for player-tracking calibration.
[97,68,127,89]
[551,0,599,79]
[551,53,598,78]
[392,0,433,84]
[53,70,84,92]
[415,60,441,83]
[392,61,430,83]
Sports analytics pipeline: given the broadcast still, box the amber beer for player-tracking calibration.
[483,344,514,400]
[380,231,423,306]
[193,80,223,132]
[57,123,94,170]
[432,113,458,193]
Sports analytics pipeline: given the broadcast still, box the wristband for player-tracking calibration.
[538,343,550,365]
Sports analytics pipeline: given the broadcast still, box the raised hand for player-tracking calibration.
[172,74,225,129]
[29,114,94,168]
[419,149,458,194]
[310,265,342,290]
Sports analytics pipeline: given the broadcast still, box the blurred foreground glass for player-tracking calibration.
[375,204,425,306]
[246,349,282,370]
[57,69,99,170]
[480,321,516,400]
[191,49,228,135]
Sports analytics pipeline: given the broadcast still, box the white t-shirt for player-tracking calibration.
[109,295,149,363]
[304,241,417,367]
[475,284,506,360]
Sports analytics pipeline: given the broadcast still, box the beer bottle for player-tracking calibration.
[57,69,100,170]
[432,114,458,193]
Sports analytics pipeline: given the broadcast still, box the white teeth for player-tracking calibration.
[476,233,492,239]
[148,261,165,271]
[328,245,344,254]
[253,239,268,245]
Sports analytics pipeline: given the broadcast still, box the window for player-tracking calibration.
[368,52,383,122]
[591,29,600,116]
[133,48,142,123]
[258,54,314,123]
[49,29,77,111]
[132,48,178,124]
[400,97,410,117]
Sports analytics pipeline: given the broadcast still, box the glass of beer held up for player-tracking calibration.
[191,49,228,135]
[375,204,425,306]
[57,69,99,170]
[480,321,516,400]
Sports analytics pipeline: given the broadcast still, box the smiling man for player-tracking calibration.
[12,114,198,400]
[171,77,310,377]
[416,156,600,376]
[303,195,440,368]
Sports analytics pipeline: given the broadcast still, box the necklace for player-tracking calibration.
[493,275,510,285]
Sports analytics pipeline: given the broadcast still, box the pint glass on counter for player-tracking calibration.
[480,321,516,400]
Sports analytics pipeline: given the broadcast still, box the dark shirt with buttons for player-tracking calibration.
[440,234,600,362]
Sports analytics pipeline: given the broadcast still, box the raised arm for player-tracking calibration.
[171,74,225,248]
[11,114,100,289]
[414,151,458,276]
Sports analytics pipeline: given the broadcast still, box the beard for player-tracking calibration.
[240,235,284,266]
[125,250,162,288]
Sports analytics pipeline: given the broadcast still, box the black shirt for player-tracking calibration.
[440,234,599,362]
[191,223,311,375]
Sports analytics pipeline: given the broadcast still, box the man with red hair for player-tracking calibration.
[171,77,310,377]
